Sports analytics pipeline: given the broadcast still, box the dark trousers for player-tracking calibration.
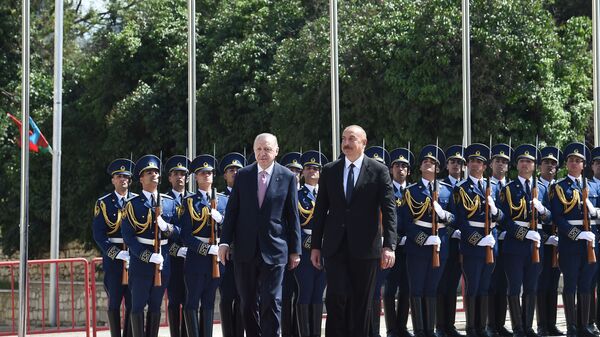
[323,240,379,337]
[462,255,495,296]
[234,255,285,337]
[559,253,598,294]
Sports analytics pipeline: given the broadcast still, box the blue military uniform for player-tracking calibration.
[92,158,136,337]
[551,143,598,337]
[455,144,504,337]
[365,146,392,337]
[536,146,564,336]
[498,145,547,337]
[122,154,180,337]
[218,152,246,337]
[383,147,415,337]
[280,152,303,337]
[437,145,466,337]
[163,155,192,337]
[181,154,226,337]
[401,145,456,337]
[294,150,328,337]
[487,144,513,337]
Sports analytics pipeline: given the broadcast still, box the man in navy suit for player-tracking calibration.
[218,133,302,337]
[310,125,397,337]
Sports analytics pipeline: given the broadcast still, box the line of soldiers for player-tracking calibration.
[93,140,600,337]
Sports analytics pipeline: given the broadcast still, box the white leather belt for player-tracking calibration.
[194,236,210,243]
[303,229,312,235]
[415,220,445,229]
[568,220,596,226]
[468,221,496,228]
[515,221,543,229]
[108,238,124,244]
[136,237,168,246]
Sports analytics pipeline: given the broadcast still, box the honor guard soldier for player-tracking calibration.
[164,155,192,337]
[295,150,328,337]
[121,155,180,337]
[497,145,548,337]
[384,147,415,337]
[181,154,226,337]
[401,145,456,337]
[550,143,599,337]
[536,146,564,336]
[488,144,512,337]
[280,151,304,337]
[365,146,392,337]
[93,158,136,337]
[437,145,466,337]
[592,147,600,334]
[455,144,503,337]
[218,152,246,337]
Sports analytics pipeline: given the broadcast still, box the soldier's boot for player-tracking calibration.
[130,312,145,337]
[183,310,199,337]
[589,293,600,336]
[446,294,465,337]
[219,300,234,337]
[546,292,564,336]
[522,295,538,337]
[145,312,160,337]
[425,297,437,337]
[123,310,133,337]
[282,298,294,337]
[411,297,427,337]
[580,294,597,337]
[384,295,400,337]
[436,295,447,337]
[201,308,214,337]
[508,296,525,337]
[296,304,310,337]
[373,299,383,337]
[310,304,323,337]
[399,293,414,337]
[562,293,577,337]
[496,294,512,337]
[168,307,181,337]
[107,310,122,337]
[487,295,498,337]
[478,296,492,337]
[535,292,548,336]
[465,297,478,337]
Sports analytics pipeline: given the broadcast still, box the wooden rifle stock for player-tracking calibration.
[121,243,128,285]
[485,177,494,264]
[530,178,540,263]
[210,189,220,278]
[551,222,558,268]
[153,195,162,287]
[583,185,597,263]
[432,186,440,268]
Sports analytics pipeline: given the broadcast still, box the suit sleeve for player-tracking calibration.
[221,171,242,245]
[285,174,302,255]
[311,165,331,250]
[379,165,398,250]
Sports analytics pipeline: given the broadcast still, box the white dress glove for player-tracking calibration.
[477,234,496,247]
[531,198,547,215]
[116,250,130,262]
[399,236,407,246]
[498,231,507,240]
[149,253,164,265]
[487,196,498,216]
[177,247,188,258]
[545,235,559,246]
[211,208,224,223]
[525,230,541,247]
[424,235,441,246]
[208,245,219,255]
[451,229,461,239]
[157,215,170,231]
[433,201,449,221]
[586,199,598,217]
[576,231,596,246]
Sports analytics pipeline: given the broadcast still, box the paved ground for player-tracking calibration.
[27,297,569,337]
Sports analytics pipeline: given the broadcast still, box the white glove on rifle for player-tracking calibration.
[545,235,559,247]
[487,196,498,216]
[149,253,164,265]
[208,245,219,256]
[525,230,541,247]
[477,234,496,247]
[157,215,170,231]
[451,229,461,239]
[433,201,450,221]
[586,199,598,217]
[177,247,188,258]
[211,208,224,223]
[424,235,441,246]
[531,198,547,215]
[116,250,130,262]
[576,231,596,247]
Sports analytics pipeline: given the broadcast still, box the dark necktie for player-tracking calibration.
[346,163,355,203]
[477,180,484,194]
[575,178,581,189]
[525,179,531,198]
[428,182,434,196]
[151,194,156,208]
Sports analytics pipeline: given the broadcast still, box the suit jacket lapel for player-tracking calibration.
[249,163,260,209]
[350,158,371,204]
[262,163,280,208]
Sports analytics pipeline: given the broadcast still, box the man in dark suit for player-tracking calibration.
[310,125,397,337]
[218,133,302,337]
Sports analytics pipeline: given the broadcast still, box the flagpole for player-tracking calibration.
[49,0,64,325]
[187,0,196,190]
[594,0,600,146]
[19,0,31,335]
[330,0,340,159]
[462,0,472,145]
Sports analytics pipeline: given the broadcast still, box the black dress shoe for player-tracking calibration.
[446,327,466,337]
[545,326,565,336]
[497,326,512,337]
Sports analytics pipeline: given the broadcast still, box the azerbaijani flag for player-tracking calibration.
[6,112,53,154]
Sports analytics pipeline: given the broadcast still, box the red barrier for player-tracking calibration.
[0,258,90,337]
